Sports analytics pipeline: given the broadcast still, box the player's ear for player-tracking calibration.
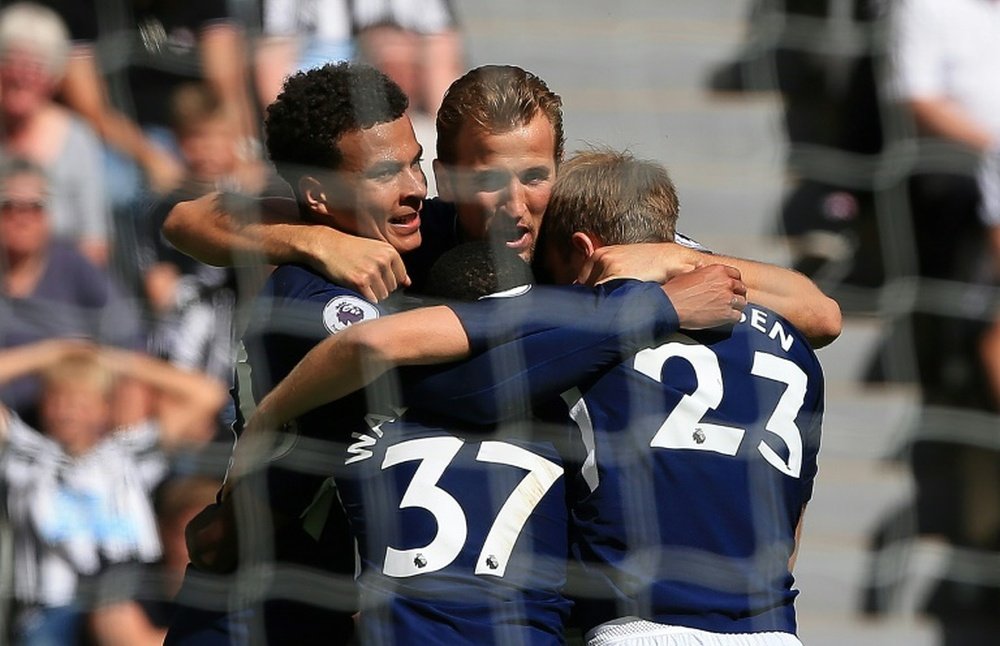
[433,160,455,202]
[570,231,600,259]
[299,176,329,215]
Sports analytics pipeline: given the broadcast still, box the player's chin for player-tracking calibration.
[389,230,422,254]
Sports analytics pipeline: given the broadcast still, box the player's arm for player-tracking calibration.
[578,243,842,347]
[162,193,409,301]
[88,601,165,646]
[243,266,745,440]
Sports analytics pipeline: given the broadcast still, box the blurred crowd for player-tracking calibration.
[711,1,1000,643]
[0,1,462,643]
[2,0,999,644]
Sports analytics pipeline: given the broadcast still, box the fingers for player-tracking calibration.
[392,253,412,289]
[661,263,748,330]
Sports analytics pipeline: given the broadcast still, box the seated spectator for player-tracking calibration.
[0,340,225,645]
[0,157,141,415]
[0,1,110,266]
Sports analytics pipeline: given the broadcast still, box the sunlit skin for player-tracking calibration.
[435,112,557,261]
[309,114,427,254]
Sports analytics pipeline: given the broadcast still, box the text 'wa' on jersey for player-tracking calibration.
[335,279,680,645]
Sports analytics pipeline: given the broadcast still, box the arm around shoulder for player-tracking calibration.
[711,255,842,347]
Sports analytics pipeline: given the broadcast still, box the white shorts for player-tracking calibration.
[586,618,803,646]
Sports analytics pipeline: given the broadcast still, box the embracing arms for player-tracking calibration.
[578,243,842,347]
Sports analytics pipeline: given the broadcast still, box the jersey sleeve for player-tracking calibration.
[402,280,680,423]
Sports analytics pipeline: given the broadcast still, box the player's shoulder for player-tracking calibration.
[268,264,361,301]
[733,304,823,371]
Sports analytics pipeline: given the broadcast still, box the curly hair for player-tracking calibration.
[265,62,409,187]
[436,65,564,167]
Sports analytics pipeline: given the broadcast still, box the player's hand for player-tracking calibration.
[305,228,411,302]
[662,264,747,329]
[185,499,238,574]
[577,243,703,285]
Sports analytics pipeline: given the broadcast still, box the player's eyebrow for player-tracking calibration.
[521,165,552,180]
[364,146,424,178]
[365,159,405,177]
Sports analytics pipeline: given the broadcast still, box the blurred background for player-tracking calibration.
[2,0,999,644]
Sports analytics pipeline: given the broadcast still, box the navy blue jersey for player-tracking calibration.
[334,280,679,644]
[336,410,572,645]
[242,264,397,518]
[565,305,823,635]
[234,264,396,643]
[406,280,681,422]
[410,301,824,636]
[327,280,676,643]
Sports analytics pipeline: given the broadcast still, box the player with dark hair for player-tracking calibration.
[166,60,426,646]
[240,149,825,645]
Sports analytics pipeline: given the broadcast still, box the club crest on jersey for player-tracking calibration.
[323,295,379,333]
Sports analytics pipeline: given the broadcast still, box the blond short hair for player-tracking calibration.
[40,353,114,399]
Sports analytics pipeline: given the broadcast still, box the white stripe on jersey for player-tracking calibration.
[562,388,599,493]
[674,231,711,253]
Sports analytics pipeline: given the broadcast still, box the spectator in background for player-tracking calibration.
[708,0,887,289]
[0,158,141,417]
[0,2,110,266]
[255,0,354,106]
[0,0,262,291]
[142,83,280,385]
[0,0,185,200]
[883,2,1000,643]
[353,0,464,117]
[0,340,225,645]
[87,475,222,645]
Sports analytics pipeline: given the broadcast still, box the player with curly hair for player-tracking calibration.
[165,61,427,646]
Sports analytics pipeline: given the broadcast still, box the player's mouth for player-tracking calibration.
[490,220,532,250]
[388,211,421,235]
[504,225,532,251]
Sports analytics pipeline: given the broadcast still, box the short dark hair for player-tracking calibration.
[424,241,534,301]
[436,65,564,167]
[265,62,409,187]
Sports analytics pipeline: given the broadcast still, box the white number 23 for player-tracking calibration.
[633,343,808,478]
